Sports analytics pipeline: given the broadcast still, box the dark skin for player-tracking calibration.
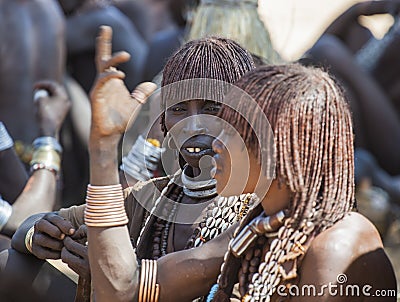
[7,27,237,301]
[0,0,65,144]
[0,81,70,240]
[13,31,224,270]
[0,146,28,204]
[58,0,147,92]
[113,0,186,81]
[305,0,400,175]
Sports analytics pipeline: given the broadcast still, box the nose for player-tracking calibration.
[182,115,207,135]
[212,137,224,154]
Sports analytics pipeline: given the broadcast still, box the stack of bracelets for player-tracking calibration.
[0,122,15,232]
[30,136,63,176]
[120,135,165,182]
[83,183,160,301]
[139,259,160,302]
[84,184,128,227]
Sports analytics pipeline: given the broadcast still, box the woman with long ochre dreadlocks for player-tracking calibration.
[208,64,396,301]
[1,27,257,301]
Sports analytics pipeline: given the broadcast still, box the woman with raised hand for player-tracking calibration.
[3,25,256,300]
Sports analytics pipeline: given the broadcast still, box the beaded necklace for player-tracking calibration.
[186,193,258,249]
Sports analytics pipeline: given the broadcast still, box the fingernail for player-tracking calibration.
[60,234,65,240]
[69,228,75,235]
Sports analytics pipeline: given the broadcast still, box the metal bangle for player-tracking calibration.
[32,136,63,154]
[24,225,35,253]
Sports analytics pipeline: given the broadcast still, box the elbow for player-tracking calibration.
[93,261,139,302]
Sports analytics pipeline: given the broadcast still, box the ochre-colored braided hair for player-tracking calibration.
[214,63,355,300]
[160,36,255,135]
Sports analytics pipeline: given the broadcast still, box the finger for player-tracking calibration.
[33,89,50,104]
[71,225,87,241]
[63,237,88,259]
[94,70,126,89]
[61,247,90,278]
[33,233,64,251]
[131,82,157,105]
[31,244,61,260]
[96,25,113,71]
[36,214,75,240]
[34,80,68,100]
[102,51,131,70]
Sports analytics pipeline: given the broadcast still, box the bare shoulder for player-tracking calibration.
[309,212,383,258]
[299,212,396,297]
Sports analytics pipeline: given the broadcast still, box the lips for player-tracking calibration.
[180,136,215,160]
[181,146,214,160]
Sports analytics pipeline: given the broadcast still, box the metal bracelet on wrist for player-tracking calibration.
[32,136,63,154]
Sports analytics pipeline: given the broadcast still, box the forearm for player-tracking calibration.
[11,213,46,253]
[157,224,237,302]
[0,148,28,204]
[88,138,139,302]
[88,227,138,302]
[2,169,57,236]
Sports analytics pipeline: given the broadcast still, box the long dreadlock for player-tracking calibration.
[213,63,355,301]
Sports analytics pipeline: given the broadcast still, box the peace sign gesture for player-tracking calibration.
[90,26,156,140]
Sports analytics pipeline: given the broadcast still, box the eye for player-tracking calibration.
[204,103,221,113]
[168,104,186,113]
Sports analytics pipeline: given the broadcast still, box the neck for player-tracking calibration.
[181,165,217,199]
[261,180,291,216]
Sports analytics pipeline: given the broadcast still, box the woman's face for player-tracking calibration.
[164,99,221,170]
[212,129,286,214]
[212,129,260,197]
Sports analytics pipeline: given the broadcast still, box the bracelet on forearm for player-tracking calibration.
[139,259,159,302]
[24,225,35,253]
[120,136,165,182]
[0,122,14,152]
[30,146,61,175]
[0,196,12,232]
[84,184,128,227]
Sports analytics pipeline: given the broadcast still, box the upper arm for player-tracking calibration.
[291,214,395,302]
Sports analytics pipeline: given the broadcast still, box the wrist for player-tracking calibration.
[39,126,57,138]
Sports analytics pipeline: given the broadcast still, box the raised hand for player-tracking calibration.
[89,25,156,140]
[33,81,71,138]
[31,213,75,259]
